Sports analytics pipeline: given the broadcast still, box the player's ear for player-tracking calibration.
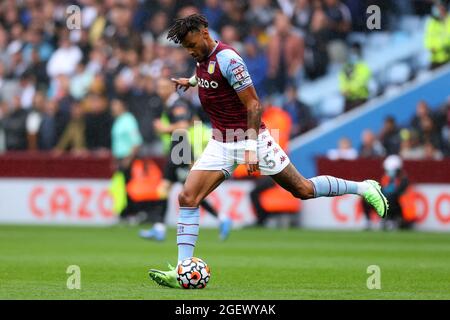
[201,28,209,39]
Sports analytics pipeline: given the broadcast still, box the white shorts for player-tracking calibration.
[191,130,290,177]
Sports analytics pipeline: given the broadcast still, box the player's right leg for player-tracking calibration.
[271,163,389,218]
[255,131,388,218]
[148,169,225,288]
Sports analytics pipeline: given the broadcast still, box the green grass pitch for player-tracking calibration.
[1,225,449,299]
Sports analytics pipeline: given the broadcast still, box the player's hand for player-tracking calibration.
[171,78,190,92]
[244,150,259,175]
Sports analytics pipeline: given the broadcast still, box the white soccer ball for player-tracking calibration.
[176,257,210,289]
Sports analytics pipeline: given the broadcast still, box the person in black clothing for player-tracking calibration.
[303,7,330,80]
[379,116,401,155]
[1,95,28,150]
[139,78,231,241]
[128,76,165,156]
[282,85,317,138]
[249,177,276,226]
[84,93,113,152]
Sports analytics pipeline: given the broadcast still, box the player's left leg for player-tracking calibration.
[270,163,388,218]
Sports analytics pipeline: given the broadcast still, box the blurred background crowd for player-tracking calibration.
[0,0,449,160]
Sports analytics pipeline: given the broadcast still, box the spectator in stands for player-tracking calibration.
[423,141,444,160]
[0,101,6,152]
[242,36,269,99]
[424,1,450,69]
[410,100,431,131]
[128,75,165,157]
[106,3,142,49]
[147,11,170,42]
[400,128,426,160]
[443,125,450,156]
[38,99,58,150]
[245,0,276,29]
[26,91,46,150]
[266,11,304,97]
[202,0,224,32]
[19,71,36,110]
[84,92,112,153]
[46,34,82,79]
[379,115,401,155]
[343,0,367,32]
[291,0,314,33]
[26,48,49,91]
[323,0,352,41]
[418,115,444,150]
[0,27,9,65]
[217,0,249,41]
[323,0,352,64]
[326,137,358,160]
[22,27,53,64]
[220,25,244,54]
[53,102,87,156]
[303,5,330,80]
[339,42,371,112]
[52,75,75,144]
[111,98,143,222]
[0,62,7,101]
[441,97,450,155]
[359,129,385,158]
[6,39,28,80]
[435,96,450,135]
[70,62,95,100]
[282,85,316,138]
[0,95,28,150]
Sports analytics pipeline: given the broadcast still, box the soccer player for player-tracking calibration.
[148,14,388,288]
[139,78,232,241]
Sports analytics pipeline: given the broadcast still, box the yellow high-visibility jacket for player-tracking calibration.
[339,62,371,101]
[425,16,450,64]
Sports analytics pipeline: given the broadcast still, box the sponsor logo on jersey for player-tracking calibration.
[207,61,216,74]
[198,77,219,89]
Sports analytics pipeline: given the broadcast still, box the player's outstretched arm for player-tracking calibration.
[171,75,197,92]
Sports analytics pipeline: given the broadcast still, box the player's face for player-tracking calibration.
[182,29,210,62]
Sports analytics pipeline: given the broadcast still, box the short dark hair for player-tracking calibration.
[167,14,209,44]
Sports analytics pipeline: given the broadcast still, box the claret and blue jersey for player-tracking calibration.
[195,41,266,140]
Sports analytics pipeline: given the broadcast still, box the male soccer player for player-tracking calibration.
[148,14,388,288]
[139,78,232,241]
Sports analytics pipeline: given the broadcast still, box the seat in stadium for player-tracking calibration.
[318,93,345,121]
[384,62,413,87]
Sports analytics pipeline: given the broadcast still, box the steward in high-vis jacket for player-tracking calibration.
[425,3,450,69]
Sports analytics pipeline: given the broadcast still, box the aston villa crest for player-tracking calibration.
[207,61,216,74]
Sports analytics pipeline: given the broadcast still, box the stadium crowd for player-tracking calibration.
[327,98,450,160]
[0,0,448,158]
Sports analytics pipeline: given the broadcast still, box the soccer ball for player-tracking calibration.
[176,257,210,289]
